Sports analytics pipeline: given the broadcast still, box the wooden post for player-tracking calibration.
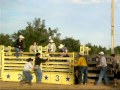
[111,0,115,54]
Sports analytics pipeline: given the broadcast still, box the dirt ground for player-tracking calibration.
[0,81,120,90]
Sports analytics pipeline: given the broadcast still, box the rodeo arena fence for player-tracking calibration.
[0,45,113,85]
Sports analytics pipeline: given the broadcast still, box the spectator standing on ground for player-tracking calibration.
[110,54,120,87]
[34,53,48,84]
[20,58,34,85]
[95,51,109,85]
[71,52,88,85]
[14,35,25,58]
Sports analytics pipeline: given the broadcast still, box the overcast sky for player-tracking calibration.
[0,0,120,48]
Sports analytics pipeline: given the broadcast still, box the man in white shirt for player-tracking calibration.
[20,58,34,85]
[47,39,56,53]
[95,51,109,85]
[29,42,38,53]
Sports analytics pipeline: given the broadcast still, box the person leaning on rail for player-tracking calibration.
[110,54,120,87]
[71,52,88,85]
[95,51,109,85]
[34,53,49,84]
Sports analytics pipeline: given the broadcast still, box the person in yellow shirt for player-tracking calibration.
[72,52,88,85]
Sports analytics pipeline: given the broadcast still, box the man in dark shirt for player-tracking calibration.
[14,35,24,58]
[110,54,120,87]
[34,53,48,84]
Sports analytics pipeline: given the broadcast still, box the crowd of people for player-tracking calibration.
[14,35,67,56]
[14,35,120,87]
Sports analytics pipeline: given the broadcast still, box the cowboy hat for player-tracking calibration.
[19,35,25,39]
[58,44,64,49]
[49,39,54,43]
[99,51,104,55]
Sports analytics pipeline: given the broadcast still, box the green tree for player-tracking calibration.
[0,34,12,46]
[11,18,60,51]
[0,17,119,55]
[62,37,80,52]
[86,43,108,55]
[114,46,120,55]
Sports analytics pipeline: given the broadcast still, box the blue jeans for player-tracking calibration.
[23,71,32,82]
[78,66,88,84]
[35,68,42,83]
[15,48,21,57]
[96,66,109,84]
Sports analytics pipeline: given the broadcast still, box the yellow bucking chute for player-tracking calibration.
[80,45,91,55]
[0,45,75,85]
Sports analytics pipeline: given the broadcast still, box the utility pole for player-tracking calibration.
[111,0,114,54]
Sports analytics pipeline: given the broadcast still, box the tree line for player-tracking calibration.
[0,18,120,55]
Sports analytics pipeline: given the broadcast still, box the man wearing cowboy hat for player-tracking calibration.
[14,35,25,58]
[47,39,56,53]
[58,44,64,52]
[95,51,109,85]
[71,52,88,85]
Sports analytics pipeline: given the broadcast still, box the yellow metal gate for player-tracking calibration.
[0,45,75,85]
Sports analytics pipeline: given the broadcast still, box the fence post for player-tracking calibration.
[1,45,4,79]
[8,46,12,56]
[38,46,42,54]
[0,45,2,78]
[72,52,74,82]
